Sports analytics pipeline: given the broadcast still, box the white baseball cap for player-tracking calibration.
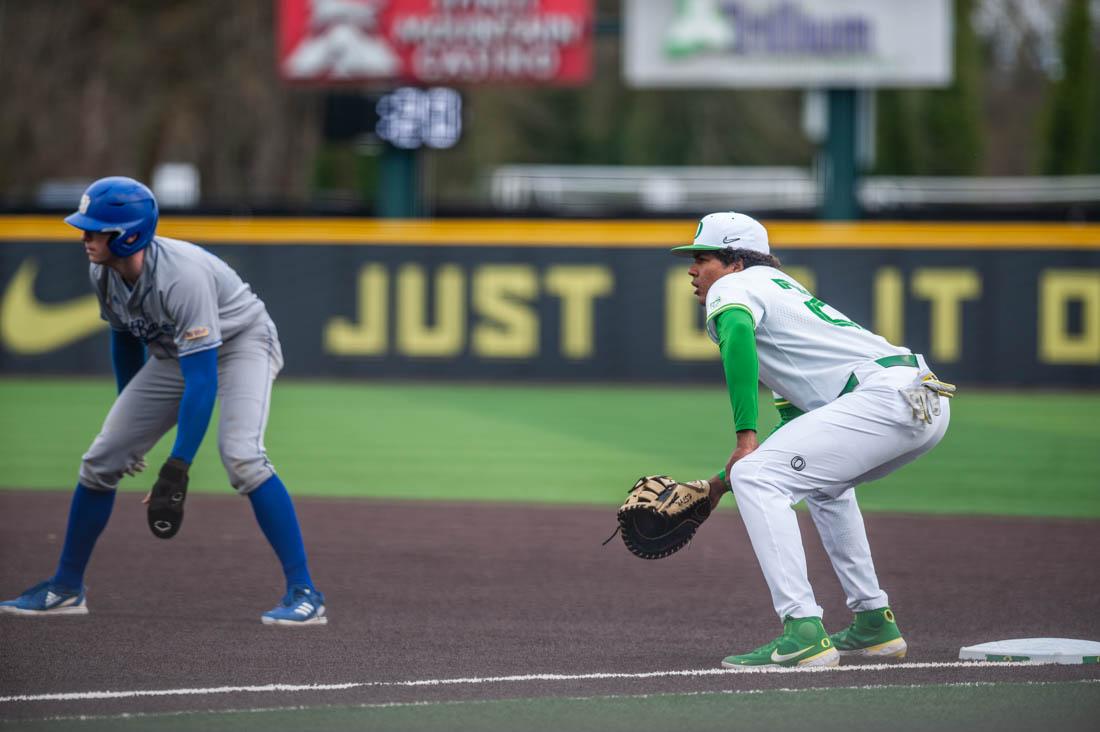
[670,211,770,257]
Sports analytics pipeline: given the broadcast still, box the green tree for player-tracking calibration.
[1041,0,1097,174]
[873,0,982,175]
[873,90,918,174]
[917,0,983,174]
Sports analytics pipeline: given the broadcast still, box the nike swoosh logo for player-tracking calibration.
[722,236,740,244]
[1,259,107,354]
[771,646,814,663]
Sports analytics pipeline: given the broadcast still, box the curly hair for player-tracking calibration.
[714,248,782,270]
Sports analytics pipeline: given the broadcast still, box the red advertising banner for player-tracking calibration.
[278,0,593,85]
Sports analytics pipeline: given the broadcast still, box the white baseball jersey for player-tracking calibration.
[90,237,270,360]
[704,265,910,412]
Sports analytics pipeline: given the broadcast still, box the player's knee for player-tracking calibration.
[218,438,272,493]
[79,443,129,492]
[79,460,123,492]
[728,452,767,485]
[728,454,799,505]
[727,458,763,497]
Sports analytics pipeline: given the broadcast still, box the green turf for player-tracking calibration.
[1,378,1098,518]
[5,681,1099,732]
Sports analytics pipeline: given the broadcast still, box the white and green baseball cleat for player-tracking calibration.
[722,616,839,668]
[829,607,908,658]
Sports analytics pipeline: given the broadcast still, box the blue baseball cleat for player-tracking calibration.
[0,580,88,616]
[261,586,327,626]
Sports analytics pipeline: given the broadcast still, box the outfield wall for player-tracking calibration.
[2,218,1098,385]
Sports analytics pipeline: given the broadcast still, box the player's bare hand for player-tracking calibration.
[142,492,151,505]
[122,457,147,478]
[725,430,759,477]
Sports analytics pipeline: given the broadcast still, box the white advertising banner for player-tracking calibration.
[624,0,953,88]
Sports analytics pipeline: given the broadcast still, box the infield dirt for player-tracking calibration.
[1,491,1098,722]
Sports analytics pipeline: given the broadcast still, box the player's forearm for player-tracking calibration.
[717,309,759,432]
[710,429,757,506]
[171,348,219,463]
[706,473,729,507]
[707,310,760,497]
[110,329,146,393]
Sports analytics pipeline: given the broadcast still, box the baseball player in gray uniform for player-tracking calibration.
[674,212,954,667]
[0,176,326,625]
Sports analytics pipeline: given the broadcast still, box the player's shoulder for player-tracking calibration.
[705,273,739,309]
[742,265,785,282]
[153,236,201,254]
[711,265,782,295]
[741,266,812,298]
[149,237,213,286]
[705,269,758,319]
[154,237,224,271]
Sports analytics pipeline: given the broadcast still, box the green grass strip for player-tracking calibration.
[5,680,1098,732]
[1,378,1098,517]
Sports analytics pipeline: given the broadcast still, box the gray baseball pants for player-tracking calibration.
[79,321,284,494]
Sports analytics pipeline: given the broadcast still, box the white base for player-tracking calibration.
[959,638,1100,665]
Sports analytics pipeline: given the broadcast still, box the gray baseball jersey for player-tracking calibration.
[81,236,283,494]
[90,236,271,358]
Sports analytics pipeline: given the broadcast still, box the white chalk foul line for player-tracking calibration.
[24,679,1100,726]
[0,661,1080,704]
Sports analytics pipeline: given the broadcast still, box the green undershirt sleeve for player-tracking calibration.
[716,307,759,433]
[712,307,759,485]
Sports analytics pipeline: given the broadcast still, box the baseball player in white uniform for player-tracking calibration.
[0,177,326,625]
[673,212,954,668]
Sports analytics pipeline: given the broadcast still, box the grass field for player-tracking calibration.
[1,377,1098,518]
[5,681,1098,732]
[3,378,1099,729]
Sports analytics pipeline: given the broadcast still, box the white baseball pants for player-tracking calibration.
[728,360,950,620]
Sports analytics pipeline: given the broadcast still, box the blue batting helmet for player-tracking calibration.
[64,176,159,257]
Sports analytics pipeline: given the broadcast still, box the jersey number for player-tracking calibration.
[772,279,861,329]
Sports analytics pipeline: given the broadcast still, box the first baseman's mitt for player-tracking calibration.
[610,475,712,560]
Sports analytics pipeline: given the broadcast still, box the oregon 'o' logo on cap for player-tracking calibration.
[694,221,703,239]
[791,456,806,471]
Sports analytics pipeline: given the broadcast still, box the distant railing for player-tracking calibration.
[861,176,1100,207]
[33,168,1100,217]
[489,165,819,214]
[489,165,1100,214]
